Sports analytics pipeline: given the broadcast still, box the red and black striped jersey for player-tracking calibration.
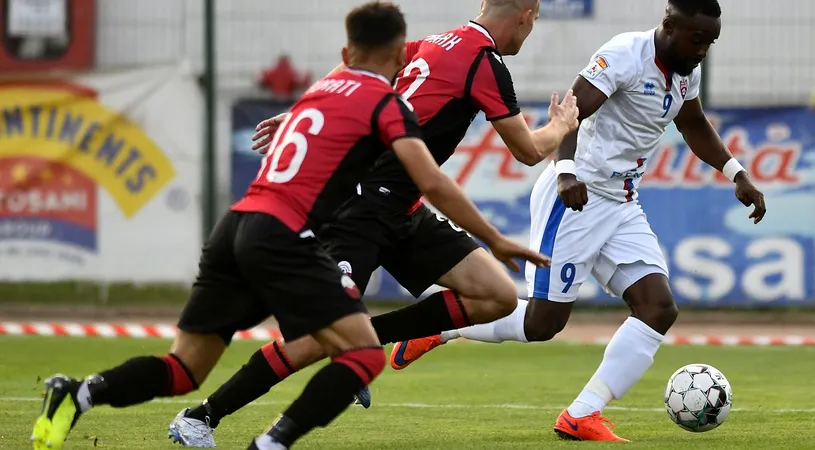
[232,68,421,231]
[360,21,521,210]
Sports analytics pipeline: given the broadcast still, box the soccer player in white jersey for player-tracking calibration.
[392,0,766,442]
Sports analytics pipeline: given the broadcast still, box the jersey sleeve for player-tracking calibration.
[405,40,422,63]
[374,93,423,146]
[469,50,521,121]
[579,43,639,98]
[685,65,702,101]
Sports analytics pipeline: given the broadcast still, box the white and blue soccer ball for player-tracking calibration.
[664,363,733,432]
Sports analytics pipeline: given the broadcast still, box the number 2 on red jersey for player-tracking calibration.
[400,58,430,110]
[256,108,325,184]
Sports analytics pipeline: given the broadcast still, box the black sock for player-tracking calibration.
[91,354,197,408]
[186,349,282,428]
[266,362,366,447]
[371,290,471,344]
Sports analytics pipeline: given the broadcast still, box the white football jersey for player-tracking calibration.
[572,29,701,202]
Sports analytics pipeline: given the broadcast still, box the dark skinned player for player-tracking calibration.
[397,0,766,442]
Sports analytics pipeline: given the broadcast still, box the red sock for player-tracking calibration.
[332,347,386,385]
[441,290,471,329]
[261,340,295,379]
[160,354,197,396]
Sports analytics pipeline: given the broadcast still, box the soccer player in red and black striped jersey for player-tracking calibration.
[173,0,579,442]
[30,4,548,450]
[165,1,579,445]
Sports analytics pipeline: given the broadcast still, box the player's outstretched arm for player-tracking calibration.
[392,137,550,272]
[674,98,766,223]
[490,90,579,165]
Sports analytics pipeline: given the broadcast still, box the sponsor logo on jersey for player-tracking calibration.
[0,82,175,252]
[595,56,609,69]
[644,81,656,96]
[337,260,353,275]
[611,157,648,179]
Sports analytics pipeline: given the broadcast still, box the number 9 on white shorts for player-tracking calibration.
[524,169,669,302]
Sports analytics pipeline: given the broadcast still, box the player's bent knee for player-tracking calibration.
[654,301,679,330]
[523,309,568,342]
[634,294,678,335]
[521,298,573,341]
[485,272,520,315]
[492,287,518,317]
[440,249,515,304]
[332,347,386,386]
[523,319,566,342]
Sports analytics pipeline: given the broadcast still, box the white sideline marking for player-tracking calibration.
[2,396,813,414]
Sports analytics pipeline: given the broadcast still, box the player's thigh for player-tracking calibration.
[177,210,262,346]
[594,207,676,331]
[234,213,368,342]
[593,206,670,299]
[382,205,491,299]
[525,177,616,303]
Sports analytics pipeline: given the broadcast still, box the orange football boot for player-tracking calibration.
[389,335,445,370]
[554,410,629,442]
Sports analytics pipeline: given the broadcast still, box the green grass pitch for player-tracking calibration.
[2,336,815,449]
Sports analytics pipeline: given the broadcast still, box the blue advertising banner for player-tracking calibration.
[231,99,815,307]
[538,0,593,19]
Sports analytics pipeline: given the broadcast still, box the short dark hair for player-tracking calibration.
[667,0,722,18]
[345,2,407,50]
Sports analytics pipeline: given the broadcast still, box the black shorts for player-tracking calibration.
[319,195,481,297]
[177,211,367,344]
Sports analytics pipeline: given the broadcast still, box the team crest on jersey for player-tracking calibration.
[582,56,609,80]
[680,79,689,99]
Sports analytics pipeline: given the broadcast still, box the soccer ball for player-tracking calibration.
[664,363,732,432]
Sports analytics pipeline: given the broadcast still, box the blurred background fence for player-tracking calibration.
[0,0,813,308]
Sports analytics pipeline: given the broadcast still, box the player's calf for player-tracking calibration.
[251,314,384,449]
[185,341,296,429]
[563,272,674,430]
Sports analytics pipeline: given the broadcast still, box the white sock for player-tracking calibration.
[76,380,93,412]
[440,299,528,343]
[254,435,288,450]
[567,316,664,418]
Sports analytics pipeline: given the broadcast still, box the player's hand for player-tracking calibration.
[487,235,551,273]
[251,113,290,154]
[734,172,766,224]
[548,90,580,133]
[557,173,588,211]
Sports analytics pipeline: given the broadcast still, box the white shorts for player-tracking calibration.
[525,167,669,302]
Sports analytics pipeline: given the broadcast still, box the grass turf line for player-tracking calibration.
[2,337,815,449]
